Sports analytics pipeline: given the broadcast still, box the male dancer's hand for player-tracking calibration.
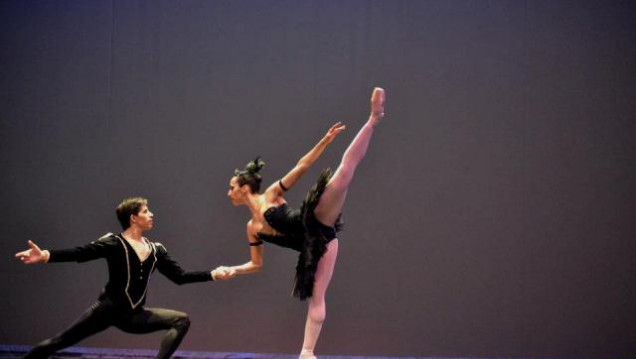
[212,266,236,281]
[15,240,50,264]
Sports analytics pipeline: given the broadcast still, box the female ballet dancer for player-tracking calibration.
[221,87,385,358]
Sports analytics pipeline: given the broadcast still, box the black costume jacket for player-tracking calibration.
[48,233,213,311]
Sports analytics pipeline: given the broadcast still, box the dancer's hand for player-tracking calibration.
[323,122,346,145]
[15,240,50,264]
[370,87,385,118]
[212,266,236,281]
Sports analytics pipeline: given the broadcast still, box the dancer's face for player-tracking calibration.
[228,176,246,206]
[131,205,154,230]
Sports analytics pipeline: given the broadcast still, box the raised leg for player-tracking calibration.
[314,87,385,226]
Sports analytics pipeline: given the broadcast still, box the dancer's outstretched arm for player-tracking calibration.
[265,122,346,199]
[225,222,264,276]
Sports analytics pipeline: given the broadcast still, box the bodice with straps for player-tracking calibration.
[263,203,304,235]
[257,203,306,251]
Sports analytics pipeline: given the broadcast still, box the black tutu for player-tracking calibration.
[295,168,343,300]
[258,168,343,300]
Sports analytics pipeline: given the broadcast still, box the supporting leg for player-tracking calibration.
[300,239,339,359]
[118,308,190,359]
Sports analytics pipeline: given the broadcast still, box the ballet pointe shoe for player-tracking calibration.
[299,354,317,359]
[370,87,385,125]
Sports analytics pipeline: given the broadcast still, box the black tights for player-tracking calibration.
[24,300,191,359]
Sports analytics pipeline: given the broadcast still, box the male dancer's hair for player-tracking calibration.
[116,197,148,229]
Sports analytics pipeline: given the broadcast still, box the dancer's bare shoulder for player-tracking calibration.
[246,220,261,236]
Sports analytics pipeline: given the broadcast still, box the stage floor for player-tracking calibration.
[0,345,427,359]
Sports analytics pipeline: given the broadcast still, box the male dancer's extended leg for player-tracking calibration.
[118,308,190,359]
[24,302,113,359]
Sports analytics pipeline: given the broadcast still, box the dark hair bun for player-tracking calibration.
[245,157,265,174]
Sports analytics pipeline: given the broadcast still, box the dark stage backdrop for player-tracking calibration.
[1,1,634,358]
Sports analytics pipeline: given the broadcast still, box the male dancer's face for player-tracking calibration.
[132,205,154,231]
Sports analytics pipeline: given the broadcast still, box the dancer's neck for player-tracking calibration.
[122,227,144,241]
[245,193,265,219]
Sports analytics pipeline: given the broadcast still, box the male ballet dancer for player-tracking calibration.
[15,197,234,359]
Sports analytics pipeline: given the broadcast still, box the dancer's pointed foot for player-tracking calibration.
[370,87,385,125]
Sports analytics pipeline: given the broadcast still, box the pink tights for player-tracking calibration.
[301,110,381,358]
